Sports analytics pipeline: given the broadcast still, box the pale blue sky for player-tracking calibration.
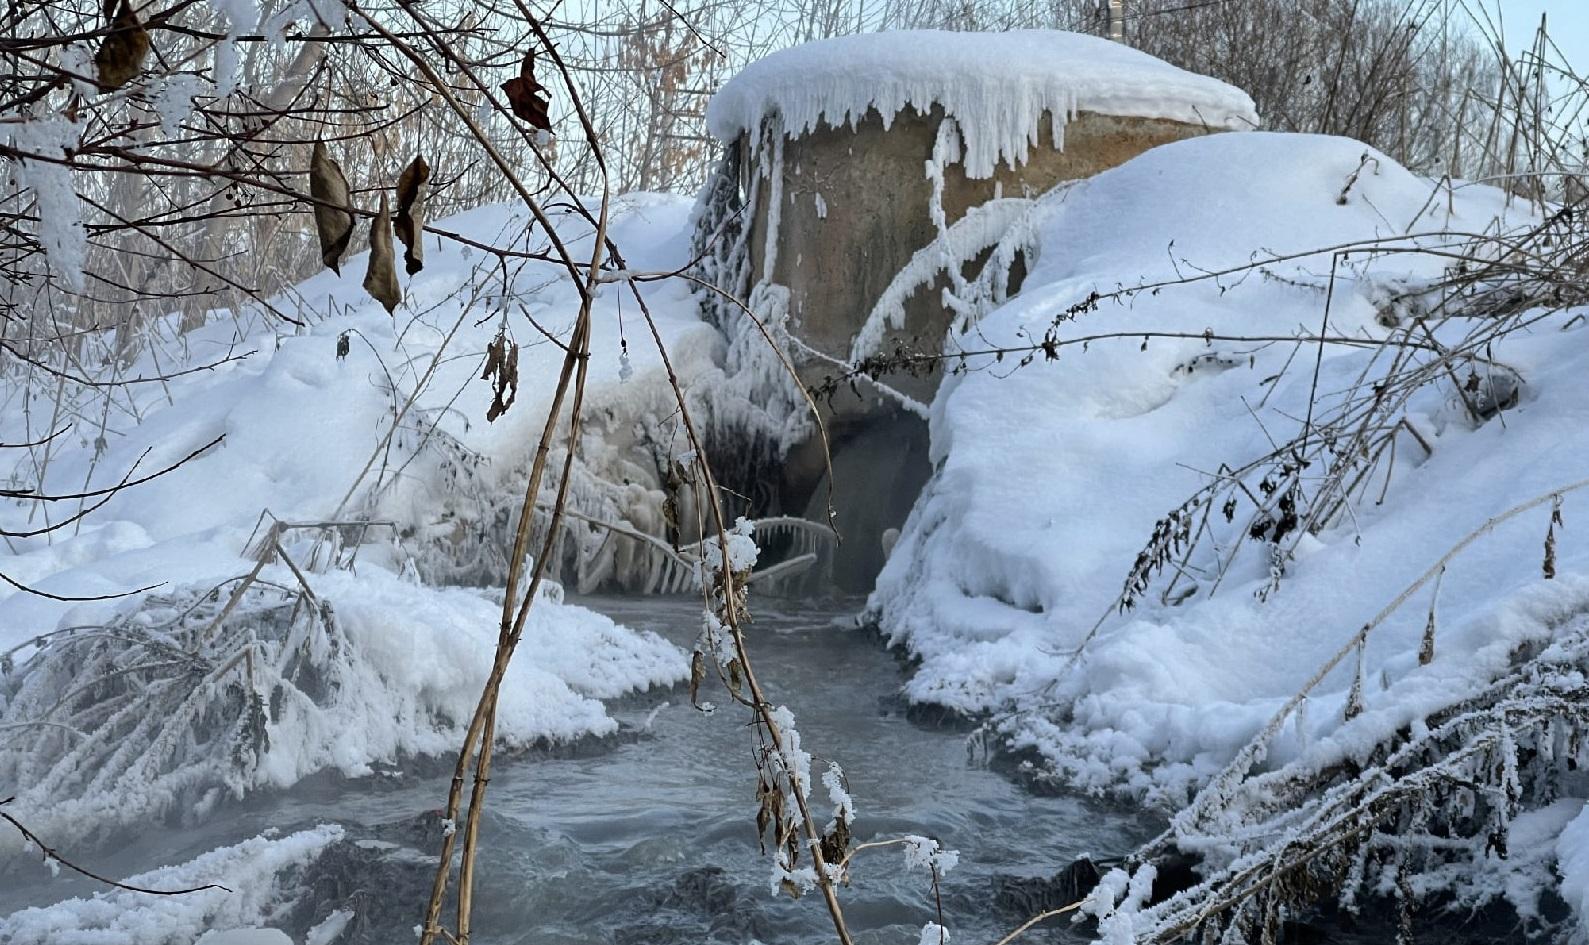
[1497,0,1589,71]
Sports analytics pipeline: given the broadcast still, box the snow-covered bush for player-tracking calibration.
[0,555,684,846]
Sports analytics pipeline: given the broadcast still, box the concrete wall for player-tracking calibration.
[739,105,1216,590]
[748,106,1213,417]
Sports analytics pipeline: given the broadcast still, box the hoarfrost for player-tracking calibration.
[56,42,98,97]
[0,826,344,945]
[2,119,88,289]
[822,761,854,826]
[902,835,959,875]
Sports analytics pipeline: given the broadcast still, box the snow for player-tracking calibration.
[0,826,343,945]
[901,835,959,875]
[707,30,1258,178]
[702,516,760,574]
[2,118,88,289]
[0,564,683,845]
[0,193,703,842]
[1559,804,1589,924]
[868,131,1581,806]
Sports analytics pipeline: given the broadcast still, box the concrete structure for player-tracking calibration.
[698,31,1258,590]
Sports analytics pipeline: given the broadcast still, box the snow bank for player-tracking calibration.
[869,131,1576,801]
[0,826,342,945]
[1558,805,1589,924]
[1,566,684,844]
[0,194,698,841]
[707,30,1258,177]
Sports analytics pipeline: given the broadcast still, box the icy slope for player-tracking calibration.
[0,194,702,840]
[868,131,1585,804]
[707,30,1258,177]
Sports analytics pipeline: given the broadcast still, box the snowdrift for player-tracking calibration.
[869,132,1589,922]
[0,194,703,844]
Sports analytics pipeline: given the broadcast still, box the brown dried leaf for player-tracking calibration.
[481,331,519,422]
[501,49,552,131]
[363,193,400,314]
[1344,641,1365,721]
[688,649,705,708]
[394,154,430,275]
[94,0,149,92]
[818,817,852,880]
[309,141,354,274]
[1545,523,1559,580]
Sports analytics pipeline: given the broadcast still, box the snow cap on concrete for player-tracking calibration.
[707,29,1259,178]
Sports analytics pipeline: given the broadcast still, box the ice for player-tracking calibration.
[0,827,343,945]
[0,194,703,844]
[707,30,1258,178]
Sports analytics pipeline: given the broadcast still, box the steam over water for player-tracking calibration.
[0,596,1159,944]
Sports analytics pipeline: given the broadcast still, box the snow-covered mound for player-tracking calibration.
[0,194,702,842]
[0,826,343,945]
[870,131,1585,801]
[707,30,1258,177]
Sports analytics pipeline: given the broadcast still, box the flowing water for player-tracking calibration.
[0,595,1161,944]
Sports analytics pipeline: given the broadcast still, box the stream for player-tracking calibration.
[0,595,1162,944]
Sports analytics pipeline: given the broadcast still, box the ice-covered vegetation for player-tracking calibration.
[0,196,706,846]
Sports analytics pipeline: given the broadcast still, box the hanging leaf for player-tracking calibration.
[1418,568,1444,665]
[501,49,552,131]
[395,155,429,275]
[688,649,705,708]
[363,193,400,314]
[481,330,519,422]
[1344,638,1366,721]
[94,0,149,92]
[309,141,354,274]
[1544,495,1564,579]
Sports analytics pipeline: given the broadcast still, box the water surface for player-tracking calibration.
[1,595,1160,944]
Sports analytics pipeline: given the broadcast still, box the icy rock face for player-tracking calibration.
[706,30,1258,178]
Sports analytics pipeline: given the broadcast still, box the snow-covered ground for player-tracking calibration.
[7,28,1589,939]
[1,827,347,945]
[0,194,706,847]
[868,130,1589,921]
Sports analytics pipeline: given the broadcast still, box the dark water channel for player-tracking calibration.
[1,595,1162,944]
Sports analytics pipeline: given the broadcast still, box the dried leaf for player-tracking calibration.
[94,0,149,92]
[1418,567,1443,665]
[1344,640,1366,721]
[1544,497,1563,580]
[309,141,354,274]
[501,50,552,131]
[363,193,400,314]
[688,649,705,708]
[481,331,519,422]
[662,471,682,549]
[394,154,430,275]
